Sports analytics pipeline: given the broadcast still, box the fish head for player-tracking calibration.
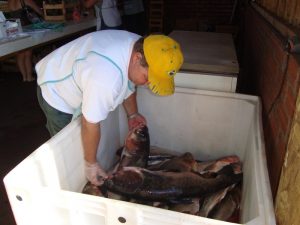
[125,124,150,152]
[217,165,243,185]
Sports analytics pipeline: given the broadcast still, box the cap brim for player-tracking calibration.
[148,67,174,96]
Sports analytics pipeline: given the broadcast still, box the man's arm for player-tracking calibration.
[81,115,100,163]
[123,92,147,129]
[123,92,138,117]
[81,115,107,185]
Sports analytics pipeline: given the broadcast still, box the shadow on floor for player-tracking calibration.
[0,72,50,225]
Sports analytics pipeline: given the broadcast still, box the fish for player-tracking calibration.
[147,152,197,172]
[116,146,176,167]
[197,184,235,217]
[193,155,242,175]
[106,191,129,201]
[114,146,125,160]
[82,182,104,197]
[231,162,243,174]
[147,157,172,167]
[149,146,179,159]
[208,185,242,221]
[147,146,177,166]
[115,124,150,170]
[103,165,242,201]
[169,197,201,215]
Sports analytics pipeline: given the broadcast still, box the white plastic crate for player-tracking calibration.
[4,87,276,225]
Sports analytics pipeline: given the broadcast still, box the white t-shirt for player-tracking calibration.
[36,30,140,123]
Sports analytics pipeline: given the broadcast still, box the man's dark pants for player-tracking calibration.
[37,86,72,137]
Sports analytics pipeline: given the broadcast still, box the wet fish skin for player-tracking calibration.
[193,155,241,174]
[147,146,177,165]
[197,184,235,217]
[147,156,174,166]
[209,194,237,221]
[117,124,150,169]
[208,185,241,221]
[147,152,196,172]
[103,165,242,201]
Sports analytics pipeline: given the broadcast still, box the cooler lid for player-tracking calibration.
[169,30,239,75]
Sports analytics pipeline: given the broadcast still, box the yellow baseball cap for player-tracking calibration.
[144,35,184,96]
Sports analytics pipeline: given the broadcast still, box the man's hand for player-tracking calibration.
[128,112,146,130]
[84,161,108,186]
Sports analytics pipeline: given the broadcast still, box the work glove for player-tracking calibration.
[127,112,147,130]
[84,161,108,186]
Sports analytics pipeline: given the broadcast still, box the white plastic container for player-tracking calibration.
[175,70,237,92]
[4,87,276,225]
[170,30,239,93]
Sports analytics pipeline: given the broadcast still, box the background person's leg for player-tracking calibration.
[16,52,26,81]
[24,50,34,81]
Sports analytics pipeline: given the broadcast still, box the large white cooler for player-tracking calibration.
[170,30,239,92]
[4,87,275,225]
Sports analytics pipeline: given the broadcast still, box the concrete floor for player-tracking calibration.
[0,71,50,225]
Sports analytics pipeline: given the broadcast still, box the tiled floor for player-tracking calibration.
[0,71,50,225]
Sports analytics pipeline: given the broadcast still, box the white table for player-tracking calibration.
[0,17,97,59]
[169,30,239,92]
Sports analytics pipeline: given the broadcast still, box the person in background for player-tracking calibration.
[35,30,183,186]
[8,0,43,82]
[122,0,145,35]
[83,0,122,31]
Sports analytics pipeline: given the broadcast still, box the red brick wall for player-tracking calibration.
[241,6,300,197]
